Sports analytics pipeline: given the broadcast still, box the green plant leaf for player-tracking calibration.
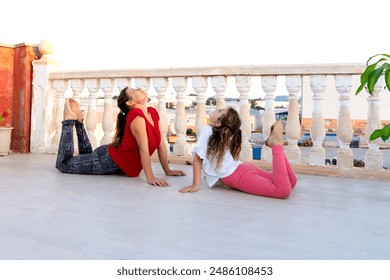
[385,68,390,91]
[370,129,383,141]
[381,124,390,141]
[356,63,377,95]
[367,65,385,94]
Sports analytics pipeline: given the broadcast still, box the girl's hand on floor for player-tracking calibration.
[166,169,186,176]
[147,177,170,187]
[179,185,199,193]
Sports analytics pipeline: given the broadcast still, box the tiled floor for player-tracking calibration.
[1,153,389,260]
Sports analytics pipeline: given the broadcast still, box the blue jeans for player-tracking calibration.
[56,120,122,175]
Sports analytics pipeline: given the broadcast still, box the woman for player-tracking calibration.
[179,107,297,198]
[56,87,185,186]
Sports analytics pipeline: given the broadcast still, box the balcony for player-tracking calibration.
[1,46,390,260]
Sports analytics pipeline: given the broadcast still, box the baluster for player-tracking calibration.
[116,78,130,91]
[261,75,277,162]
[335,75,354,168]
[365,76,383,170]
[100,78,115,145]
[70,79,85,155]
[211,76,227,109]
[153,77,170,152]
[285,75,302,163]
[192,76,208,136]
[134,77,150,92]
[235,76,252,161]
[309,75,326,165]
[172,77,188,156]
[85,79,100,148]
[51,79,68,153]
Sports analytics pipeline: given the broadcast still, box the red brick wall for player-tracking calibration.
[0,43,39,153]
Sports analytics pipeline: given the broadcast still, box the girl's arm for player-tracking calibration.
[157,123,186,176]
[179,153,202,193]
[131,116,169,187]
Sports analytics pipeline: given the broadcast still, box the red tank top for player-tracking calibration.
[108,107,161,177]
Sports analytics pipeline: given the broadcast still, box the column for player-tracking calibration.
[85,79,99,148]
[335,75,354,168]
[172,77,188,156]
[261,75,277,162]
[236,76,252,161]
[365,77,383,170]
[284,75,302,163]
[192,76,208,136]
[100,78,115,145]
[153,77,170,152]
[211,76,227,109]
[50,79,68,153]
[309,75,326,165]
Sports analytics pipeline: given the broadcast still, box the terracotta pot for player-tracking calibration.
[0,127,13,156]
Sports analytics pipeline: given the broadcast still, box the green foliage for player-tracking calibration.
[356,54,390,141]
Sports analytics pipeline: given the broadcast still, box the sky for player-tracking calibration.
[1,0,389,70]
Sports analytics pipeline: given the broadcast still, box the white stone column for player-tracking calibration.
[261,75,277,162]
[172,77,188,156]
[30,50,59,153]
[335,75,354,168]
[100,78,115,145]
[309,75,326,165]
[365,77,383,170]
[235,76,252,161]
[116,78,130,92]
[49,79,67,154]
[192,76,208,136]
[211,76,227,109]
[284,75,302,163]
[134,77,150,92]
[153,77,170,152]
[85,79,100,148]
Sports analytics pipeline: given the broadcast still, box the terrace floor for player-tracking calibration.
[0,153,389,260]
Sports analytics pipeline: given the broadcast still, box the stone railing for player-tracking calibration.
[30,58,390,177]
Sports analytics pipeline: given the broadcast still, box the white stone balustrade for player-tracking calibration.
[309,75,326,166]
[285,75,302,163]
[30,63,390,179]
[365,77,384,170]
[261,75,277,162]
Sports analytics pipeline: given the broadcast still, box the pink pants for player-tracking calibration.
[220,145,297,198]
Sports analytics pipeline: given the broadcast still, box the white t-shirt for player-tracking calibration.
[193,125,242,187]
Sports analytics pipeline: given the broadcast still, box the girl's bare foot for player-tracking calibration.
[265,121,283,147]
[64,99,78,121]
[69,99,84,123]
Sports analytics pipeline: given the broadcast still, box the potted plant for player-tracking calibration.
[0,109,13,156]
[356,54,390,141]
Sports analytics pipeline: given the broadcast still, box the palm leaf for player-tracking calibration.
[367,65,385,94]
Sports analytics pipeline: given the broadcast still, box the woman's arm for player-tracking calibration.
[178,153,202,193]
[131,116,169,186]
[157,123,186,176]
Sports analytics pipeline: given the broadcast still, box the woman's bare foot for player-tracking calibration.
[265,121,283,147]
[69,99,84,123]
[64,99,78,121]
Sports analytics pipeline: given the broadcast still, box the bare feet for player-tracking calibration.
[69,99,84,123]
[265,121,283,147]
[64,99,78,121]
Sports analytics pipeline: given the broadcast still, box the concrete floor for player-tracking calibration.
[0,153,389,260]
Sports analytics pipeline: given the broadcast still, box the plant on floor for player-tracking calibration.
[356,54,390,141]
[0,109,11,125]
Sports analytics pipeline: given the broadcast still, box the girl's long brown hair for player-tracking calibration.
[207,107,242,170]
[111,87,131,147]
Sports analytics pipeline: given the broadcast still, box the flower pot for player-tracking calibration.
[0,127,13,156]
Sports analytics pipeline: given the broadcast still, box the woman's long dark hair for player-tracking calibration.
[111,87,131,147]
[207,107,242,170]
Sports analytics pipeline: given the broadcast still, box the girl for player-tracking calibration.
[179,107,297,198]
[56,87,185,186]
